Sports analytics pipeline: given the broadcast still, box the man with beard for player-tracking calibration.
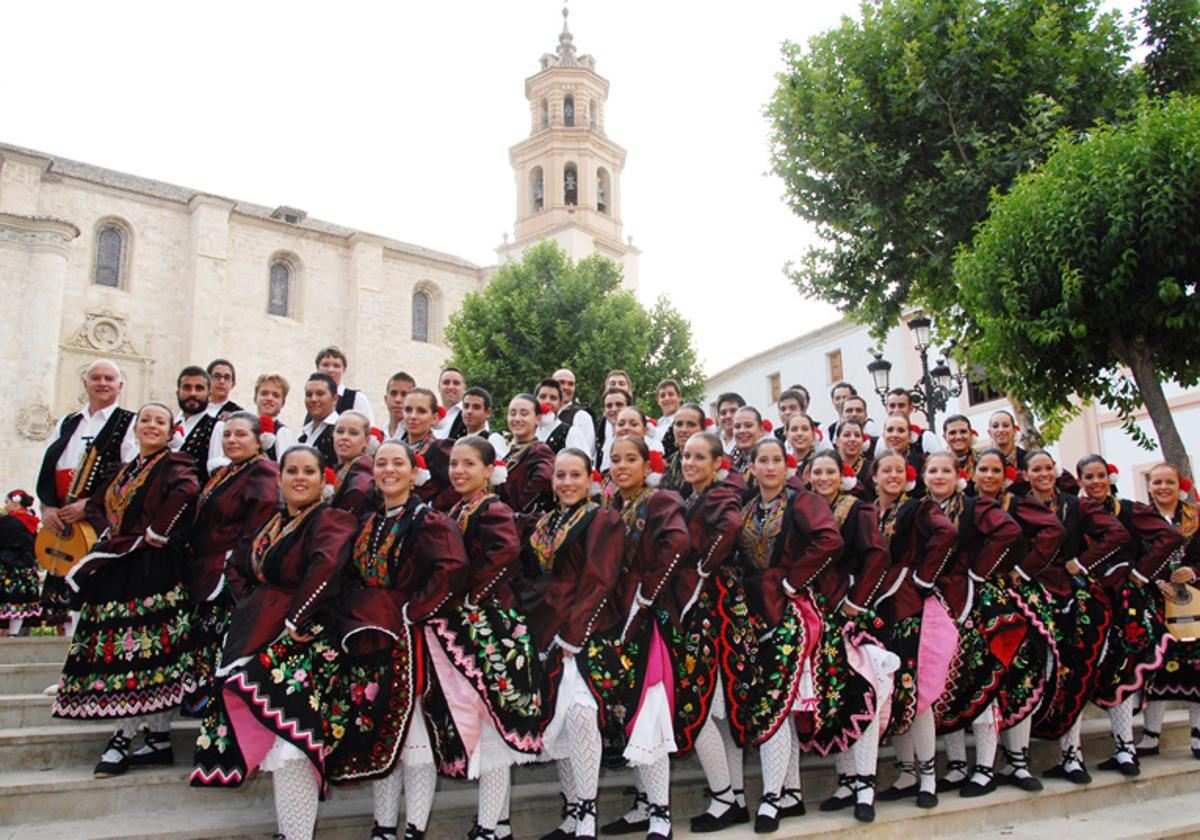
[35,359,138,632]
[174,365,228,484]
[205,359,242,420]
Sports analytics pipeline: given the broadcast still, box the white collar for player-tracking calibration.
[304,410,339,436]
[81,402,117,423]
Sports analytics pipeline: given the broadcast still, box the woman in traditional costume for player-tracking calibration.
[1138,463,1200,762]
[659,404,707,495]
[184,412,279,715]
[500,394,557,536]
[401,388,458,512]
[1023,450,1126,784]
[190,445,356,840]
[806,450,898,824]
[880,413,925,499]
[834,419,871,499]
[969,448,1065,793]
[321,440,468,840]
[720,437,843,832]
[660,433,745,832]
[784,414,820,489]
[922,451,1025,798]
[422,435,543,840]
[327,410,376,517]
[1077,455,1182,776]
[595,436,689,840]
[869,449,958,810]
[53,402,199,777]
[522,447,624,840]
[0,490,42,634]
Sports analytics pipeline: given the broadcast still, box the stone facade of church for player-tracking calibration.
[0,10,635,488]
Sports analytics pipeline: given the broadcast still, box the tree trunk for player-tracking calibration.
[1125,334,1194,480]
[1008,394,1044,450]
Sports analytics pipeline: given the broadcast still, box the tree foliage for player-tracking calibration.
[952,95,1200,470]
[444,241,704,418]
[767,0,1135,333]
[1144,0,1200,98]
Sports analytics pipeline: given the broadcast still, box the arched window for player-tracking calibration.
[541,99,549,129]
[531,166,545,212]
[564,163,578,206]
[94,225,125,287]
[563,95,575,127]
[597,167,610,214]
[412,290,431,343]
[268,261,291,316]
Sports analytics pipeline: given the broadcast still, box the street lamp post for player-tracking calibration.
[867,316,966,431]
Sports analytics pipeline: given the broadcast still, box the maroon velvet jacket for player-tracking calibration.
[1032,493,1128,597]
[519,503,626,652]
[453,495,521,609]
[995,493,1068,582]
[330,455,375,519]
[335,498,469,655]
[1102,497,1185,587]
[604,489,690,638]
[74,450,200,589]
[936,495,1023,620]
[223,504,356,663]
[851,496,957,622]
[500,441,555,534]
[189,456,279,601]
[663,482,741,628]
[738,488,845,628]
[411,437,460,512]
[831,497,891,613]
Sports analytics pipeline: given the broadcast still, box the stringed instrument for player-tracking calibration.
[1165,581,1200,642]
[35,444,100,576]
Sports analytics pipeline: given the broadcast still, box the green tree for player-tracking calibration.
[766,0,1135,439]
[953,95,1200,474]
[444,241,704,420]
[1144,0,1200,98]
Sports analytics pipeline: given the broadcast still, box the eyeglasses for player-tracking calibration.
[211,373,234,382]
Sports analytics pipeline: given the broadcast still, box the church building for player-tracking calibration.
[0,7,632,485]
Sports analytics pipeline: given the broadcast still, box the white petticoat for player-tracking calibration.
[540,656,598,761]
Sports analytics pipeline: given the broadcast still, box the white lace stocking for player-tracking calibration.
[373,763,403,830]
[694,717,732,816]
[478,767,510,832]
[273,758,318,840]
[1139,699,1166,750]
[404,759,437,831]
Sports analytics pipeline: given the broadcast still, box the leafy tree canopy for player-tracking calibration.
[767,0,1136,335]
[444,241,704,421]
[952,95,1200,466]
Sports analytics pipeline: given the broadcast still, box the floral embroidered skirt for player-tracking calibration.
[716,576,812,748]
[324,625,421,784]
[1032,578,1112,739]
[192,629,340,795]
[999,580,1058,729]
[796,603,879,756]
[665,585,724,755]
[27,572,70,628]
[180,590,233,717]
[934,581,1029,734]
[423,599,545,777]
[1095,583,1170,707]
[52,547,194,719]
[0,564,42,620]
[883,615,923,738]
[1147,577,1200,701]
[581,629,645,766]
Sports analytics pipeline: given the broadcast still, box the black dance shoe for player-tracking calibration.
[599,788,648,835]
[93,732,133,778]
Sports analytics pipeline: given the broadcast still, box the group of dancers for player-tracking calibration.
[3,353,1199,840]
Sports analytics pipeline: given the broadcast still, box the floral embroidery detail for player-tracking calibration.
[197,454,264,514]
[251,502,323,584]
[530,502,597,574]
[740,490,792,570]
[104,449,170,535]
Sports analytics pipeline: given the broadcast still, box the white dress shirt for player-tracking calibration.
[338,384,376,426]
[50,403,139,471]
[175,411,229,476]
[433,402,463,440]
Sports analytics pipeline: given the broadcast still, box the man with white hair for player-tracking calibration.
[35,359,138,631]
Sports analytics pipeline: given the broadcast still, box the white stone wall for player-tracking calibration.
[0,149,487,487]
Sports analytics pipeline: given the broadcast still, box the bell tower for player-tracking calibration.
[498,5,639,291]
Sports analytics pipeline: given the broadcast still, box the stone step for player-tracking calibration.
[1,711,1193,834]
[0,662,63,695]
[0,637,69,665]
[11,747,1200,840]
[0,693,62,728]
[0,721,202,770]
[950,787,1200,840]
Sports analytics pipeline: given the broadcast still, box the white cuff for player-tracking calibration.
[402,603,413,626]
[284,619,298,632]
[782,578,798,596]
[1014,566,1031,582]
[1130,569,1149,584]
[633,584,654,609]
[968,570,985,583]
[146,526,168,542]
[553,634,582,655]
[844,598,865,612]
[911,573,933,589]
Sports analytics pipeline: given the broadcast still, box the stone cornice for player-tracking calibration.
[0,212,80,256]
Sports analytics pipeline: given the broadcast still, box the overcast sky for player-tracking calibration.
[3,1,1141,375]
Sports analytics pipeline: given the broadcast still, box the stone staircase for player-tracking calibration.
[2,636,1200,839]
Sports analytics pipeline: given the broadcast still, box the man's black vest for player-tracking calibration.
[36,408,135,506]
